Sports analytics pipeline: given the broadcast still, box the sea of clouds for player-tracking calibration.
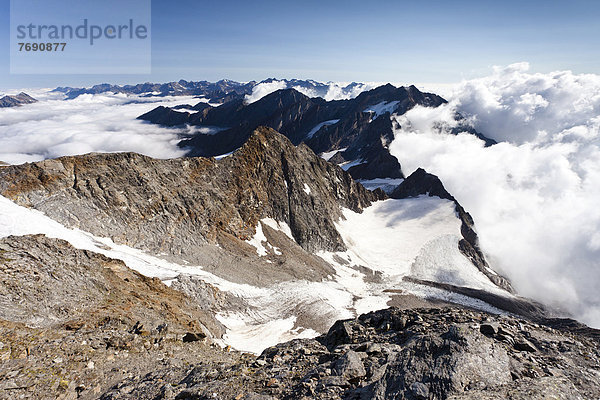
[0,90,192,164]
[390,63,600,328]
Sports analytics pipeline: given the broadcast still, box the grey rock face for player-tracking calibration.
[410,382,429,399]
[334,350,366,379]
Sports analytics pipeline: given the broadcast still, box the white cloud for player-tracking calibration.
[0,91,193,164]
[390,63,600,328]
[450,62,600,144]
[319,82,380,101]
[244,81,288,103]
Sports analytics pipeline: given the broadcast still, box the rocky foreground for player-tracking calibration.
[0,234,230,399]
[102,307,600,400]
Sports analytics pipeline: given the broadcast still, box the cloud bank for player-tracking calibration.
[0,92,193,164]
[390,63,600,327]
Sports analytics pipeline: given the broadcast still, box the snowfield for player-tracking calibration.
[333,197,505,294]
[0,194,510,353]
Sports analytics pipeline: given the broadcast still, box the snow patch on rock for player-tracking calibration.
[306,119,340,139]
[364,101,400,118]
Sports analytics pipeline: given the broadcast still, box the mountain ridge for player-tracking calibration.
[0,127,380,270]
[0,127,522,322]
[52,78,372,102]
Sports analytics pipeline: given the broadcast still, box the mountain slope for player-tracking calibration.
[0,234,238,399]
[0,127,523,352]
[0,236,596,399]
[0,234,222,335]
[390,168,512,292]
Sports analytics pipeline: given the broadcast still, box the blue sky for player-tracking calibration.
[0,0,599,90]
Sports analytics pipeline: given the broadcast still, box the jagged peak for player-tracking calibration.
[232,126,332,171]
[390,167,453,201]
[243,125,287,144]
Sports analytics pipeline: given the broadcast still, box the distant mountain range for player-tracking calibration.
[54,79,254,102]
[0,92,37,107]
[52,78,376,103]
